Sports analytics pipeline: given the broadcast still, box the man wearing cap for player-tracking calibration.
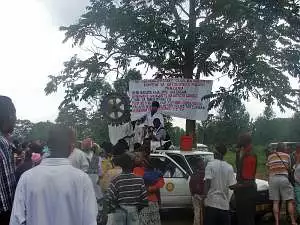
[145,101,164,128]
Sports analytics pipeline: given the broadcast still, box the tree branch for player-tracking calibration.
[176,3,189,17]
[169,0,185,44]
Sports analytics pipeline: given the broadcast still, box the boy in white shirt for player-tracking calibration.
[204,144,236,225]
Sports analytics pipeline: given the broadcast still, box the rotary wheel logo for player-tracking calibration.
[166,182,175,192]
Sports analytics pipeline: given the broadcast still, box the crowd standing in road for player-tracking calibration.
[2,95,300,225]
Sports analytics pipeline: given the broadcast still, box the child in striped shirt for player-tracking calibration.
[107,153,148,225]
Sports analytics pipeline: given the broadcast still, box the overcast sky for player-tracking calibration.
[0,0,297,128]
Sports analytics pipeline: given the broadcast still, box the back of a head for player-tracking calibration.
[277,142,285,153]
[238,132,252,148]
[0,96,16,134]
[47,125,73,158]
[215,144,227,159]
[194,157,205,171]
[29,141,43,154]
[117,153,134,171]
[112,139,129,156]
[101,142,113,154]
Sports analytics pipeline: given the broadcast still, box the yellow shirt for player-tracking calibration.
[100,158,113,176]
[100,166,122,191]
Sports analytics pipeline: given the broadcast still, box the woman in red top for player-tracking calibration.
[133,150,165,225]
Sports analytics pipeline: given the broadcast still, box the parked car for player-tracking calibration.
[150,150,272,218]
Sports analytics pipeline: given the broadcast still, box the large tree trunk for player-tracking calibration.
[184,0,197,146]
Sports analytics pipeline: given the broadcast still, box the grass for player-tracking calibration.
[224,145,267,179]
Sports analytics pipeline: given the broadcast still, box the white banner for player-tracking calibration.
[129,79,213,121]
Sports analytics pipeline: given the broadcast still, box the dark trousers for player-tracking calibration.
[204,206,230,225]
[0,211,11,225]
[235,185,257,225]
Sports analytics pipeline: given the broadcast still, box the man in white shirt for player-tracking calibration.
[10,126,97,225]
[204,144,236,225]
[68,130,89,172]
[145,101,164,127]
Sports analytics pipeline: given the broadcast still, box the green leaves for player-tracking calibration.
[47,0,300,116]
[198,98,250,145]
[113,69,142,93]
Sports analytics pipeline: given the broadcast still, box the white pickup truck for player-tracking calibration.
[149,150,271,217]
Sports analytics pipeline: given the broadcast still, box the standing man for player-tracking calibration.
[231,133,257,225]
[204,144,236,225]
[10,126,97,225]
[68,130,89,172]
[0,96,17,225]
[145,101,164,127]
[267,142,296,225]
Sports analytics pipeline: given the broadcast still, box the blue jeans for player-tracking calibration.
[112,205,139,225]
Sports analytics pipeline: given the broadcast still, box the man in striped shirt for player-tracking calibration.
[0,96,17,225]
[267,142,296,225]
[107,153,147,225]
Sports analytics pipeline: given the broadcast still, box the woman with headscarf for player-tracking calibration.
[133,149,164,225]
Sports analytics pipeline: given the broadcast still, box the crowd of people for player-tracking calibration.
[0,95,167,225]
[187,133,257,225]
[1,94,300,225]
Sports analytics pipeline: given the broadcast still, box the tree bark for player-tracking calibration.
[184,0,197,146]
